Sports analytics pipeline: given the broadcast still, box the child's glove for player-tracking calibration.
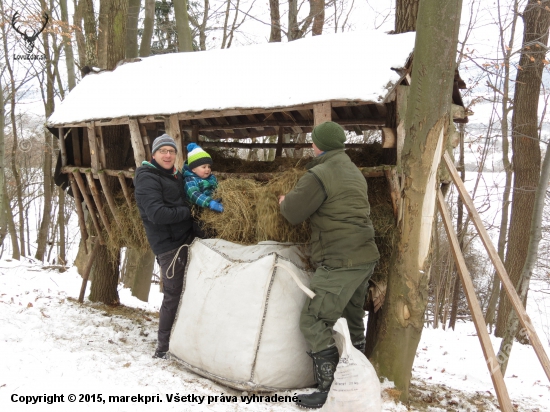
[209,200,224,213]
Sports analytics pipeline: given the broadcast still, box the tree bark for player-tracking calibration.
[448,123,466,330]
[83,0,98,67]
[58,188,66,267]
[497,139,550,374]
[0,0,24,257]
[139,0,155,57]
[370,0,462,400]
[36,0,55,261]
[395,0,420,33]
[89,243,120,304]
[0,64,5,245]
[495,0,550,337]
[174,0,194,52]
[310,0,325,36]
[106,0,128,69]
[98,0,111,68]
[485,0,519,328]
[269,0,281,42]
[125,0,141,58]
[60,0,77,90]
[73,0,87,69]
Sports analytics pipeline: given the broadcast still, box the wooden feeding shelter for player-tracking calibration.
[47,30,550,411]
[47,30,468,246]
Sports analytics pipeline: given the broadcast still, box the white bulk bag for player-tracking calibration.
[321,318,381,412]
[169,238,316,391]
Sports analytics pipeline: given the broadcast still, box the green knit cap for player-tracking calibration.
[311,121,346,151]
[186,143,212,170]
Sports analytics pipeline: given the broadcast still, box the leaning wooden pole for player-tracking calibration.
[443,152,550,381]
[85,171,112,237]
[437,189,513,411]
[72,170,104,245]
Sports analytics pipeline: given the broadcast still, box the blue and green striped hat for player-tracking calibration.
[187,143,212,169]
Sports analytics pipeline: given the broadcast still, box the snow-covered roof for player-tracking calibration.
[47,30,416,126]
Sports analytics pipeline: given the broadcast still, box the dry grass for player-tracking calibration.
[201,169,310,244]
[105,193,149,258]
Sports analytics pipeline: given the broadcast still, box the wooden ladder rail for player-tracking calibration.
[437,189,513,411]
[443,152,550,382]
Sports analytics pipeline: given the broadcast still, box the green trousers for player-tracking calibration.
[299,261,377,353]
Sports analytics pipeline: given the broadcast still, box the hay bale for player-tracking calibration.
[201,170,310,245]
[105,193,149,257]
[200,178,261,244]
[255,170,309,244]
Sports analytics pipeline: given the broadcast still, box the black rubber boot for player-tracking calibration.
[296,346,339,409]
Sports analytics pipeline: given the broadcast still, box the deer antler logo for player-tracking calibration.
[11,12,49,54]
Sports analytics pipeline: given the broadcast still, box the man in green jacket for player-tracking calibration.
[279,121,379,409]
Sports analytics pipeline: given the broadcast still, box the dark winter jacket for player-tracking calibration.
[134,162,193,255]
[280,149,379,267]
[183,164,219,208]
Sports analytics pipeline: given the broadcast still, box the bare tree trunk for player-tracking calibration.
[83,0,98,67]
[139,0,155,56]
[58,188,66,267]
[498,139,550,374]
[125,0,141,58]
[0,68,5,246]
[191,0,210,51]
[310,0,325,35]
[269,0,281,42]
[60,0,77,90]
[73,0,87,69]
[36,0,56,261]
[2,192,20,259]
[495,0,550,337]
[448,123,466,330]
[395,0,420,33]
[485,0,518,329]
[174,0,194,52]
[98,0,112,68]
[89,244,120,304]
[107,0,128,69]
[370,0,462,400]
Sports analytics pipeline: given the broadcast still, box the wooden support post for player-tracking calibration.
[72,170,104,244]
[384,168,400,222]
[69,174,88,251]
[166,115,184,170]
[381,127,397,149]
[437,189,513,412]
[275,126,284,158]
[443,152,550,381]
[86,122,100,177]
[78,238,101,303]
[97,172,123,229]
[313,102,332,126]
[192,125,199,143]
[118,174,134,209]
[96,126,107,169]
[58,128,68,167]
[139,123,152,159]
[85,172,112,237]
[72,128,82,166]
[128,118,147,168]
[396,85,409,168]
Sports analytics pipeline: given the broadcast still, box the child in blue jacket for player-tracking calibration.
[183,143,224,213]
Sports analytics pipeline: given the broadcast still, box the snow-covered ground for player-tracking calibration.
[1,258,548,411]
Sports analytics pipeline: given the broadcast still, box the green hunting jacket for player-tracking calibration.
[280,149,379,268]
